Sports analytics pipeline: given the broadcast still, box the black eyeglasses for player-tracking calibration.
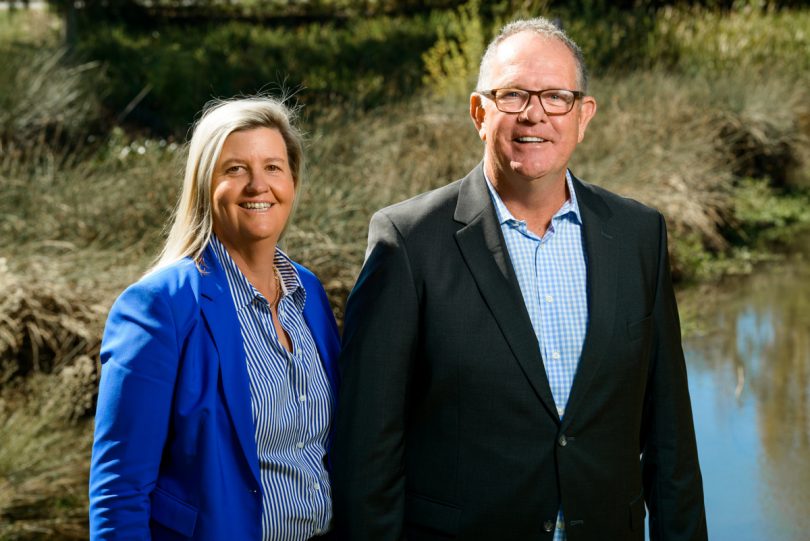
[478,88,585,115]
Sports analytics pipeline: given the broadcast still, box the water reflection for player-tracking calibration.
[680,247,810,540]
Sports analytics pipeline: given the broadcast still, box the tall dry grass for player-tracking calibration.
[0,262,102,539]
[0,369,93,541]
[574,68,810,256]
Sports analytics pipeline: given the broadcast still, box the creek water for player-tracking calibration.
[673,244,810,540]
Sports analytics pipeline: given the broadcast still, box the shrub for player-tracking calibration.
[75,15,440,134]
[422,0,486,98]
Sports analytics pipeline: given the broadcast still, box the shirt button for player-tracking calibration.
[545,294,553,303]
[557,407,565,417]
[543,519,554,532]
[299,394,307,402]
[296,441,304,449]
[559,435,568,447]
[552,351,561,360]
[314,528,322,534]
[313,483,320,491]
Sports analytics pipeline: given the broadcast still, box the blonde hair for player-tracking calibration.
[149,96,304,273]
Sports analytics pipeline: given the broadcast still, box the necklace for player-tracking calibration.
[270,265,282,307]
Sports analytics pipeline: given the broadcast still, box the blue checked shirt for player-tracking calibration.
[485,172,589,541]
[211,237,333,541]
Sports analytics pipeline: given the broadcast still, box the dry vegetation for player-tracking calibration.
[1,3,810,538]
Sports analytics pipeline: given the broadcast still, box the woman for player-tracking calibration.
[89,97,340,541]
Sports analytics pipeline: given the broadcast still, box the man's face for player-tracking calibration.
[471,32,596,188]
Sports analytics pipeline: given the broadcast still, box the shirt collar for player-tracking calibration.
[209,235,306,312]
[484,169,582,227]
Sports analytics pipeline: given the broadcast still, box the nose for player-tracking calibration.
[245,168,270,194]
[521,94,549,123]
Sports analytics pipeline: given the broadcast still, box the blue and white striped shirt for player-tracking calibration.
[211,237,333,541]
[485,172,589,541]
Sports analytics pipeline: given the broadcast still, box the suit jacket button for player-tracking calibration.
[558,434,568,447]
[543,519,554,532]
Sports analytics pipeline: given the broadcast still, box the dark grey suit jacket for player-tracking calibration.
[332,164,707,541]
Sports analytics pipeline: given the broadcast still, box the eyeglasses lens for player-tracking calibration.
[495,89,575,114]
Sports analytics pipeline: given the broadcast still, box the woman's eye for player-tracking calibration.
[226,165,243,174]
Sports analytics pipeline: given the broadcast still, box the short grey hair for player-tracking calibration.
[150,95,304,273]
[476,17,589,94]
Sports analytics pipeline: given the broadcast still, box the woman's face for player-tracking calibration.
[210,127,295,253]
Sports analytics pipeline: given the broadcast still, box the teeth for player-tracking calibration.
[242,202,272,210]
[516,136,546,143]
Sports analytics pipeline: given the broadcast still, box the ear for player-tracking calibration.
[576,95,597,143]
[470,93,487,141]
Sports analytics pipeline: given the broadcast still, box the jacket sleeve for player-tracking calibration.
[641,213,708,541]
[89,280,182,540]
[331,210,419,541]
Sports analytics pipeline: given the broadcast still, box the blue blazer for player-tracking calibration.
[89,245,340,540]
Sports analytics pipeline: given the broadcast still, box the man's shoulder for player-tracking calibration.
[574,175,663,223]
[374,177,464,232]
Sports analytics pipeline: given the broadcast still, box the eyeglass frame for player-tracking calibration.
[477,88,586,116]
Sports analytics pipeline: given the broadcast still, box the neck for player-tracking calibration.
[218,237,279,297]
[488,166,569,236]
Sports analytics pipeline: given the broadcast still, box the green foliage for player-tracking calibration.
[554,4,810,82]
[732,178,810,241]
[654,5,810,77]
[421,0,485,98]
[563,6,682,74]
[75,15,439,133]
[668,178,810,283]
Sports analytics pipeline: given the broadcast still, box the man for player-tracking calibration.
[332,17,707,541]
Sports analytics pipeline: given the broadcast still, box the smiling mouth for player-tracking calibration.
[240,201,273,210]
[515,136,547,143]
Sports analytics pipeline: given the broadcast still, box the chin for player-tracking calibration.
[509,165,549,181]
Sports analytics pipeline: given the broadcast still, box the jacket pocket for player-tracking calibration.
[150,486,198,537]
[629,493,646,531]
[405,493,460,536]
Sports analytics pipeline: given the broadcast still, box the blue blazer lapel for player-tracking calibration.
[198,246,261,485]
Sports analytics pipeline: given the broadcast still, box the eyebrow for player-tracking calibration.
[218,156,288,167]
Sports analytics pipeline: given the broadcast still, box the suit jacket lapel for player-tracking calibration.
[453,164,559,420]
[561,176,618,427]
[198,246,261,485]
